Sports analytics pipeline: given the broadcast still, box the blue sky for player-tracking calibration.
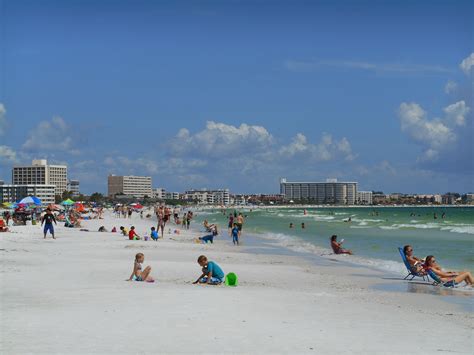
[0,0,472,194]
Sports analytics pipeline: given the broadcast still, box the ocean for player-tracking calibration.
[194,206,474,275]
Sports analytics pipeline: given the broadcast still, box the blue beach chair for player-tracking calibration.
[398,247,429,282]
[426,269,456,288]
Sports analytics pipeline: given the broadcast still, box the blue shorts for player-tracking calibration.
[200,235,214,243]
[44,224,54,235]
[200,276,222,285]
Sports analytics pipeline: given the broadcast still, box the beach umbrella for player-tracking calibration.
[18,196,42,205]
[2,202,13,208]
[61,198,75,206]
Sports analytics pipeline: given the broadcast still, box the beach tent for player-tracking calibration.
[61,199,75,206]
[18,196,42,205]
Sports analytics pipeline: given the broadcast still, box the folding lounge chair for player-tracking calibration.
[398,247,429,282]
[426,269,456,288]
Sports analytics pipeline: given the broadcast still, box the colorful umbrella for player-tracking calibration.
[18,196,42,205]
[61,198,75,206]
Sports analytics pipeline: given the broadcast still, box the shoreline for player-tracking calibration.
[1,210,473,354]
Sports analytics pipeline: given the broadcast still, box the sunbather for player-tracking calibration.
[425,255,473,286]
[403,245,426,274]
[330,235,352,255]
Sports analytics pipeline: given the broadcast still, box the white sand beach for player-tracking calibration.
[1,210,472,354]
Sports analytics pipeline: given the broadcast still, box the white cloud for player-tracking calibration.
[0,145,17,164]
[170,121,273,158]
[459,53,474,75]
[0,103,6,135]
[286,60,453,74]
[399,102,462,161]
[443,101,469,126]
[279,133,356,162]
[22,116,75,153]
[444,80,458,94]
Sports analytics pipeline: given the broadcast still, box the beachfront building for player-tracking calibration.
[67,180,80,197]
[184,189,231,205]
[280,178,358,205]
[12,159,68,196]
[152,188,166,199]
[165,192,180,200]
[107,175,152,198]
[357,191,373,205]
[0,184,56,205]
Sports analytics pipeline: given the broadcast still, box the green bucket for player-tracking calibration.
[225,272,238,287]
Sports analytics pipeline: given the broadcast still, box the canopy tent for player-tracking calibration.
[18,196,42,205]
[61,199,75,206]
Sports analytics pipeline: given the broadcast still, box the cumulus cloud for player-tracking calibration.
[0,103,6,135]
[399,103,455,157]
[444,80,458,94]
[398,100,471,162]
[0,145,17,164]
[22,116,76,153]
[443,101,469,126]
[279,133,356,161]
[460,53,474,75]
[170,121,274,158]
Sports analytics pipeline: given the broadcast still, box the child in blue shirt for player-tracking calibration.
[231,223,240,245]
[150,227,159,241]
[193,255,224,285]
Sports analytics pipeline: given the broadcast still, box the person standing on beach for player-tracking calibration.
[236,213,244,232]
[228,214,234,232]
[231,223,240,245]
[186,211,193,230]
[41,208,57,239]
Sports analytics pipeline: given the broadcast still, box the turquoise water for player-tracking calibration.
[195,206,474,274]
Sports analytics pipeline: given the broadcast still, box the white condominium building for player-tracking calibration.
[108,175,152,198]
[12,159,68,196]
[67,180,80,196]
[0,184,56,205]
[357,191,373,205]
[280,178,358,205]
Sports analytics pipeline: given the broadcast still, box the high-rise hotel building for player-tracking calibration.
[108,175,152,198]
[280,178,358,205]
[12,159,68,196]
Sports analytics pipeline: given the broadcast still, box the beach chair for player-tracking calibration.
[398,247,429,282]
[426,269,456,288]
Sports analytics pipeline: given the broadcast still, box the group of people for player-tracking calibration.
[128,253,225,285]
[403,245,473,286]
[199,216,243,246]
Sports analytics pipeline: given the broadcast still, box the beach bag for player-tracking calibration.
[225,272,238,287]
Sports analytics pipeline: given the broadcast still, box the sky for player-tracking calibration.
[0,0,473,195]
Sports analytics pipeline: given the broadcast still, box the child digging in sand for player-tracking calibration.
[193,255,224,285]
[128,253,154,282]
[128,226,141,240]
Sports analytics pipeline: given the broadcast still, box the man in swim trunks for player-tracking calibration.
[41,208,57,239]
